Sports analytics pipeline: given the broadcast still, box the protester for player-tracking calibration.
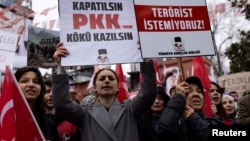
[44,79,56,115]
[43,79,80,141]
[221,94,238,125]
[209,81,224,118]
[14,66,60,141]
[137,85,170,141]
[158,76,223,141]
[229,91,241,104]
[69,85,81,104]
[237,92,250,125]
[52,42,157,141]
[242,89,250,97]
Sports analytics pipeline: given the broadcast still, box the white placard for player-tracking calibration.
[0,50,15,70]
[59,0,143,66]
[0,30,18,52]
[134,0,215,58]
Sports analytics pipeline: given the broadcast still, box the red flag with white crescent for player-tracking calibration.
[0,66,45,140]
[154,60,161,85]
[0,69,16,141]
[192,57,213,117]
[115,64,129,102]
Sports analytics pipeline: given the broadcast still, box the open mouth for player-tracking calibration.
[212,97,219,102]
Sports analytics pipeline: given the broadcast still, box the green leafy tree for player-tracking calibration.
[225,1,250,73]
[230,0,250,20]
[225,30,250,73]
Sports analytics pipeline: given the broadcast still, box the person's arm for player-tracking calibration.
[158,80,189,134]
[160,70,174,86]
[52,43,84,126]
[158,94,185,134]
[219,79,226,94]
[131,60,157,119]
[185,113,208,141]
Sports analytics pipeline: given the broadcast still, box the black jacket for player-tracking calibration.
[158,94,223,141]
[137,111,165,141]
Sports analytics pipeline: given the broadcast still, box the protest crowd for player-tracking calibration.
[1,0,250,141]
[0,42,249,141]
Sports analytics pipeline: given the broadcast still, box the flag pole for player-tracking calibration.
[177,57,185,82]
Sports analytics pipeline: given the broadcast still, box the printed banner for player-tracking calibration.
[0,50,15,70]
[218,72,250,96]
[27,25,59,68]
[0,30,18,52]
[59,0,142,66]
[134,0,215,58]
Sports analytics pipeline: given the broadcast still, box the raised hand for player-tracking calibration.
[53,42,69,67]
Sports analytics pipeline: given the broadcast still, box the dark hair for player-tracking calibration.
[169,86,176,95]
[44,79,52,87]
[210,81,223,94]
[93,68,119,86]
[185,76,204,95]
[229,91,237,94]
[210,81,224,117]
[157,85,170,104]
[14,66,46,117]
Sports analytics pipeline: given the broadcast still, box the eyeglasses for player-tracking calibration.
[209,88,220,93]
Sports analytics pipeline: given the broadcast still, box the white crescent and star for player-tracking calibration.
[0,99,14,125]
[0,99,15,141]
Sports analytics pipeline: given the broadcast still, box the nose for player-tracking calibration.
[226,102,231,107]
[193,91,200,96]
[154,98,160,103]
[48,92,52,97]
[27,80,35,86]
[104,76,111,83]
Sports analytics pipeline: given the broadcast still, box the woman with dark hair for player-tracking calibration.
[14,66,60,141]
[209,81,224,119]
[51,43,157,141]
[137,85,170,141]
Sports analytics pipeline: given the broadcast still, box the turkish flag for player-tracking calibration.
[0,66,45,140]
[154,60,161,85]
[215,3,226,13]
[40,8,51,16]
[0,70,16,140]
[192,57,213,117]
[49,19,56,29]
[17,25,25,35]
[11,17,22,25]
[115,64,130,102]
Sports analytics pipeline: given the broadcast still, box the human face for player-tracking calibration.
[18,71,41,102]
[209,84,221,106]
[231,92,240,103]
[44,85,54,108]
[94,70,118,97]
[222,96,235,115]
[186,84,204,111]
[151,94,165,113]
